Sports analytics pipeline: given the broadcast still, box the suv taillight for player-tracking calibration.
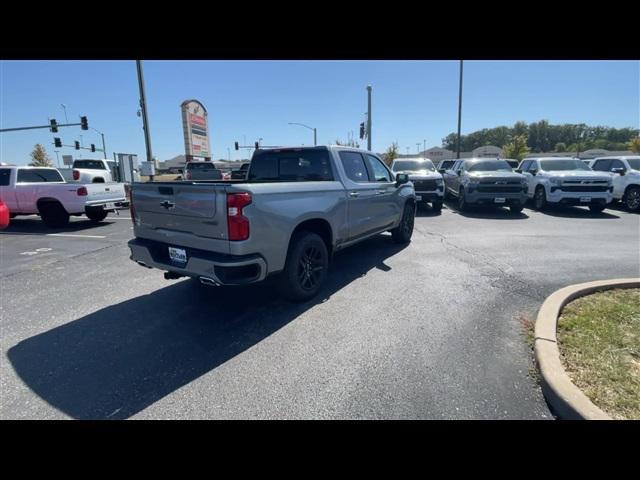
[227,192,251,241]
[77,187,88,196]
[73,170,80,180]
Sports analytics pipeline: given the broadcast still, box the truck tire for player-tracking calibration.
[534,185,547,211]
[458,187,469,212]
[279,231,329,302]
[392,203,415,244]
[39,202,69,228]
[432,199,443,212]
[622,186,640,212]
[86,209,108,223]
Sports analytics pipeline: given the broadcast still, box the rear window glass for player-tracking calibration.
[74,160,106,169]
[0,169,11,186]
[17,169,64,183]
[186,162,217,170]
[248,149,334,182]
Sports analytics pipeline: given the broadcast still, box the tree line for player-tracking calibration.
[442,120,639,153]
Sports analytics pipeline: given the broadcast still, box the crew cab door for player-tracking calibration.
[519,160,537,198]
[0,168,18,210]
[337,151,384,240]
[363,154,401,229]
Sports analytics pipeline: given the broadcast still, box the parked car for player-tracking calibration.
[71,159,120,183]
[443,158,528,213]
[230,163,250,180]
[436,159,457,172]
[503,158,520,170]
[0,166,128,227]
[391,157,443,211]
[0,199,9,229]
[517,157,613,212]
[184,161,223,181]
[590,156,640,212]
[128,146,416,302]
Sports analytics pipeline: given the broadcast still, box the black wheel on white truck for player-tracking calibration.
[86,208,109,223]
[622,185,640,212]
[279,231,329,303]
[38,200,70,228]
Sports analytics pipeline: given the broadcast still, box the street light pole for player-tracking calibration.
[60,104,69,124]
[416,143,421,154]
[288,122,317,146]
[54,150,60,167]
[91,127,107,159]
[136,60,154,171]
[456,60,464,160]
[367,85,372,151]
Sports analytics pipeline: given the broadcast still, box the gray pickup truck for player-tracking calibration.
[128,146,416,301]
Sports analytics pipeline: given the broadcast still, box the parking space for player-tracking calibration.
[1,203,638,419]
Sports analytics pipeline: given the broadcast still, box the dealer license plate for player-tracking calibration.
[494,197,506,204]
[580,197,591,203]
[168,247,187,264]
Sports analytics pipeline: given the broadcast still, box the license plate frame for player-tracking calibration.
[494,197,506,204]
[415,195,422,201]
[168,246,187,264]
[580,196,591,203]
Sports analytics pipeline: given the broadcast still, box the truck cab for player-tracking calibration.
[590,156,640,212]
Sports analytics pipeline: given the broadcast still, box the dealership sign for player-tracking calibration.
[181,99,211,158]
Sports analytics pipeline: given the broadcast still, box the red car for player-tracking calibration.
[0,199,9,229]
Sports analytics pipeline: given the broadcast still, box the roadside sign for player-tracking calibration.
[62,155,73,166]
[181,99,211,160]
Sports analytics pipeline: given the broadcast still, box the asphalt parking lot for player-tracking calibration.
[1,202,638,419]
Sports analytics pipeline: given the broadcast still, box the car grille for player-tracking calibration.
[559,185,609,192]
[412,180,438,190]
[476,186,522,193]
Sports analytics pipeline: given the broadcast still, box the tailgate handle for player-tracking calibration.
[160,200,175,210]
[158,187,174,195]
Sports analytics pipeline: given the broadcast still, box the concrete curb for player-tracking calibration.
[534,278,640,420]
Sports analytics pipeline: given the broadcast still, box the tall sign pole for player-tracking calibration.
[456,60,464,159]
[136,60,154,168]
[367,85,372,151]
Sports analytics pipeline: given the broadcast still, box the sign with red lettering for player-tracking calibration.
[181,99,211,158]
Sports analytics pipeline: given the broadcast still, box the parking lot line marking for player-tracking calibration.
[109,216,132,220]
[46,233,107,239]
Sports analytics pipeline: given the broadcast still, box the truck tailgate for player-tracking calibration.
[85,182,127,204]
[132,182,229,240]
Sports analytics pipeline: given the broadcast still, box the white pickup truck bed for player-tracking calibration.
[0,166,128,227]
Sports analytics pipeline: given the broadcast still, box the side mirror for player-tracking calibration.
[395,173,409,186]
[530,169,538,176]
[611,167,626,176]
[457,170,462,176]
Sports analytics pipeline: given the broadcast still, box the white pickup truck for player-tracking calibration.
[590,156,640,212]
[71,159,120,183]
[0,166,128,227]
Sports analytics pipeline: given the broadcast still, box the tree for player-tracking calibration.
[630,137,640,153]
[502,135,531,161]
[382,142,399,167]
[555,142,567,152]
[29,144,53,167]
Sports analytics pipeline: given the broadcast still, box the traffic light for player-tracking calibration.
[91,144,96,152]
[54,137,62,148]
[75,141,80,150]
[359,122,365,139]
[255,141,259,149]
[50,119,58,133]
[234,141,239,151]
[80,116,88,130]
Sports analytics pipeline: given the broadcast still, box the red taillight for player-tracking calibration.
[185,171,192,180]
[77,187,88,196]
[227,192,251,241]
[73,170,80,180]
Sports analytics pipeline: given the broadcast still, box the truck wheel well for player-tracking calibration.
[37,198,67,214]
[92,177,105,183]
[290,219,333,257]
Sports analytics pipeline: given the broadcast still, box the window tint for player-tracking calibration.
[627,159,640,170]
[467,160,513,172]
[528,161,539,172]
[0,169,11,186]
[73,160,106,170]
[610,159,625,170]
[592,159,611,172]
[248,149,334,182]
[366,155,392,182]
[339,151,369,183]
[519,160,531,171]
[17,169,64,183]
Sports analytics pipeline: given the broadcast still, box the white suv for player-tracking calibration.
[590,156,640,212]
[518,157,613,212]
[391,157,444,211]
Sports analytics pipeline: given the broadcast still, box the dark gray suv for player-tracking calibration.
[443,158,528,213]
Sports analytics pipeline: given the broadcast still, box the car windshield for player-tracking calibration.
[467,160,512,172]
[627,159,640,170]
[392,160,435,172]
[540,159,590,171]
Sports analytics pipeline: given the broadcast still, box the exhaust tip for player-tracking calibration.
[199,276,220,287]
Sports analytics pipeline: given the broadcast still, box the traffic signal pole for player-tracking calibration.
[366,85,372,151]
[0,120,86,133]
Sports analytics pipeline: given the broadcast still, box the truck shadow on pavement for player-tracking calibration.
[443,199,530,219]
[524,204,621,219]
[3,217,118,234]
[7,234,406,420]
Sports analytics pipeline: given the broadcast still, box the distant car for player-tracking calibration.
[590,156,640,212]
[184,161,222,181]
[391,157,444,211]
[230,163,250,180]
[0,199,9,229]
[71,159,120,183]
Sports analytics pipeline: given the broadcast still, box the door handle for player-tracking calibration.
[376,190,386,195]
[349,191,359,197]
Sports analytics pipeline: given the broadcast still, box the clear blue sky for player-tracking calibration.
[1,60,638,165]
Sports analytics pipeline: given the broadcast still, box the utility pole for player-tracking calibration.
[54,150,60,167]
[456,60,464,159]
[366,85,372,151]
[416,143,421,154]
[136,60,154,180]
[423,139,426,157]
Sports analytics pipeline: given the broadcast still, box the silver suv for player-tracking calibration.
[391,157,444,211]
[443,158,528,213]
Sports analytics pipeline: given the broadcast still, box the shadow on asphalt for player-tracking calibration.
[415,203,443,217]
[443,199,530,219]
[2,217,118,234]
[7,234,407,420]
[523,203,621,219]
